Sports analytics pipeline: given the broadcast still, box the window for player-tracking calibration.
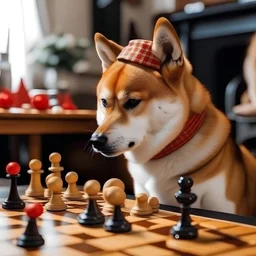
[0,0,42,90]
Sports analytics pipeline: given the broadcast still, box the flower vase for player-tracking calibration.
[44,68,73,91]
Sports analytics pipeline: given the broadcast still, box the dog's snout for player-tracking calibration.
[90,134,108,149]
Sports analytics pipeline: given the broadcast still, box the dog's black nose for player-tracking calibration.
[90,134,108,149]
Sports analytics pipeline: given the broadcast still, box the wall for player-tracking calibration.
[121,0,175,44]
[45,0,92,38]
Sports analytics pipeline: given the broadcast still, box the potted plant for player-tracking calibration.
[28,33,91,90]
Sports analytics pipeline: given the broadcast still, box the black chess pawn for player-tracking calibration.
[17,203,44,248]
[170,176,198,240]
[2,162,26,210]
[78,180,105,226]
[103,186,131,233]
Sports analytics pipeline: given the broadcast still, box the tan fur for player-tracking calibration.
[93,18,256,216]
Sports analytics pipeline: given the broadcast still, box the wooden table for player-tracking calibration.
[0,108,97,160]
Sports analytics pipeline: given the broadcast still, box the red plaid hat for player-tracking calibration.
[117,40,161,70]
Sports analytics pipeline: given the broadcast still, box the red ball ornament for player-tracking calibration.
[0,92,14,109]
[31,94,49,110]
[6,162,21,175]
[25,203,44,219]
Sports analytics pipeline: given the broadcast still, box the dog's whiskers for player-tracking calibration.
[84,129,94,134]
[84,140,91,151]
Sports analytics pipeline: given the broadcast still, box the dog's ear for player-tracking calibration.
[94,33,123,72]
[152,18,183,77]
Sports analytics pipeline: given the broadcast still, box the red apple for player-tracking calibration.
[31,94,49,110]
[0,92,13,109]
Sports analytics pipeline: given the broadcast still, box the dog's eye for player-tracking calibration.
[124,99,141,110]
[101,98,107,108]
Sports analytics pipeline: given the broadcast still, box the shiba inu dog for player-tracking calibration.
[91,17,256,216]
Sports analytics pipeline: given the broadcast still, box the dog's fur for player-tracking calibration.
[92,17,256,216]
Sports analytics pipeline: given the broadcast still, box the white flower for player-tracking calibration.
[47,55,59,66]
[64,33,76,48]
[55,37,67,50]
[72,60,89,74]
[40,34,58,48]
[77,38,90,48]
[38,49,52,63]
[56,33,76,49]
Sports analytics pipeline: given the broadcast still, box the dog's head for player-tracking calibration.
[91,17,210,163]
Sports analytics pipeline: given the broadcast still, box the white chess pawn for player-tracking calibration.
[25,159,44,197]
[45,176,67,211]
[148,196,160,213]
[103,178,125,192]
[130,193,153,216]
[48,152,64,178]
[63,172,83,200]
[103,178,125,209]
[44,173,55,198]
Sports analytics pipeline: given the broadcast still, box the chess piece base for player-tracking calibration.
[78,212,105,226]
[63,192,83,200]
[45,202,67,212]
[25,190,44,198]
[151,206,159,213]
[171,224,198,240]
[104,218,131,233]
[130,207,153,216]
[17,234,44,248]
[2,200,25,210]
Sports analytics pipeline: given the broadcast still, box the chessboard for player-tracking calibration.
[1,194,256,256]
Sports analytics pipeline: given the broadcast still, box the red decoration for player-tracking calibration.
[57,93,64,106]
[0,88,13,96]
[6,162,21,175]
[61,93,77,110]
[12,79,31,107]
[31,94,49,110]
[0,92,14,109]
[25,203,44,219]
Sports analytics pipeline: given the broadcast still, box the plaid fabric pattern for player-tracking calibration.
[117,40,161,70]
[151,110,206,160]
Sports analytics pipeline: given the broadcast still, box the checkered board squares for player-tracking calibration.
[1,196,256,256]
[86,231,167,251]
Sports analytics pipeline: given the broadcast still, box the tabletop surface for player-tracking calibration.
[0,108,96,120]
[0,190,256,256]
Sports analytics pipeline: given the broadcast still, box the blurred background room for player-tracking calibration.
[1,0,256,195]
